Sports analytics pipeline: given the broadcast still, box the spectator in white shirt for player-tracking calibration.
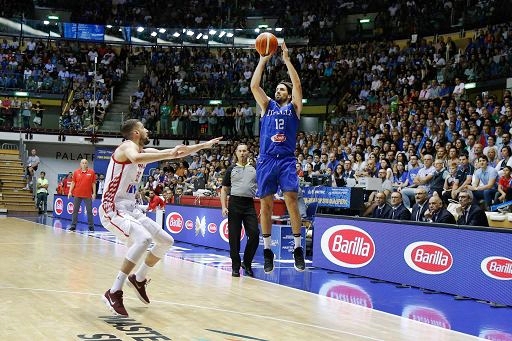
[452,77,465,100]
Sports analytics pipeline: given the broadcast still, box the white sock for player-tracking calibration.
[294,235,302,249]
[110,271,128,293]
[135,263,151,282]
[263,236,271,249]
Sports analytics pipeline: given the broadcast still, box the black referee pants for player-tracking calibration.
[228,196,259,269]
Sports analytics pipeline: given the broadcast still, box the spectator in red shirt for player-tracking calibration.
[497,166,512,203]
[58,172,73,195]
[68,159,96,231]
[146,190,165,211]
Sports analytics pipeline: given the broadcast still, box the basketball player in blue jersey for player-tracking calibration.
[250,42,306,273]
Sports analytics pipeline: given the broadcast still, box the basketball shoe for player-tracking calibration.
[102,290,128,316]
[263,249,274,274]
[127,274,150,304]
[293,247,306,271]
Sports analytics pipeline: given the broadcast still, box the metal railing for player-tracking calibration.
[1,143,18,150]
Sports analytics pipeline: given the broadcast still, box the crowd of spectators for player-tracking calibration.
[33,0,507,44]
[0,36,129,131]
[131,19,512,227]
[2,2,511,226]
[128,21,512,139]
[58,43,129,131]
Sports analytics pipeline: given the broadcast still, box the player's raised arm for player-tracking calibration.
[282,42,302,115]
[250,54,271,113]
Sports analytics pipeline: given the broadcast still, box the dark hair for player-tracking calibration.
[355,151,365,161]
[120,119,141,139]
[501,146,512,156]
[279,81,293,93]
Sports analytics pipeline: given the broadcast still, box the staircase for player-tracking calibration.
[0,149,38,214]
[99,65,146,133]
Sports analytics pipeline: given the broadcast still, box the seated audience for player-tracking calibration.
[456,190,489,227]
[424,194,456,224]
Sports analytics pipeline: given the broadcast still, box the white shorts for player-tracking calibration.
[99,205,162,242]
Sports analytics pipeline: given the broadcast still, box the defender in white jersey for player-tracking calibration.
[100,119,221,316]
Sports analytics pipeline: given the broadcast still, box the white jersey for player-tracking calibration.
[102,146,146,214]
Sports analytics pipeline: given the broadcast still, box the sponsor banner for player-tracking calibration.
[302,186,351,208]
[164,204,302,256]
[313,216,512,306]
[52,195,102,226]
[266,225,306,260]
[163,204,248,251]
[93,148,114,177]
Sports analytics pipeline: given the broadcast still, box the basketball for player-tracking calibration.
[255,32,278,56]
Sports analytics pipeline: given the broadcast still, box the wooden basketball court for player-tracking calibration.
[0,217,482,340]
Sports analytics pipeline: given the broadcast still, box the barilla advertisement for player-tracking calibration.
[53,195,102,226]
[163,204,247,251]
[313,216,512,306]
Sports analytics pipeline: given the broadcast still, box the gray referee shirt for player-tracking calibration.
[222,163,257,197]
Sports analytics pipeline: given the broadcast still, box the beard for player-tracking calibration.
[142,137,150,145]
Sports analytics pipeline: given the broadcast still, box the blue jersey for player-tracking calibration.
[259,99,299,157]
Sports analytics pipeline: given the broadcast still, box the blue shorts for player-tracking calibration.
[256,155,298,198]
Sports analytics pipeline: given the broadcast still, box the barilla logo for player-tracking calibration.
[67,202,74,214]
[92,207,98,216]
[208,223,217,233]
[402,305,451,329]
[166,212,184,234]
[318,280,373,308]
[219,218,245,243]
[54,198,63,215]
[320,225,375,268]
[185,220,193,230]
[479,329,512,341]
[481,256,512,280]
[271,133,286,143]
[219,219,229,242]
[404,242,453,274]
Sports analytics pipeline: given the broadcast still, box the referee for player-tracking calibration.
[221,144,259,277]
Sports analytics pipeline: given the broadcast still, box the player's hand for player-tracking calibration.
[259,54,272,63]
[222,207,228,217]
[204,136,223,148]
[169,145,185,158]
[282,42,290,62]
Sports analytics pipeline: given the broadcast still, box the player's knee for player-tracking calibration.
[151,232,173,258]
[140,236,152,248]
[154,230,174,248]
[158,231,174,247]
